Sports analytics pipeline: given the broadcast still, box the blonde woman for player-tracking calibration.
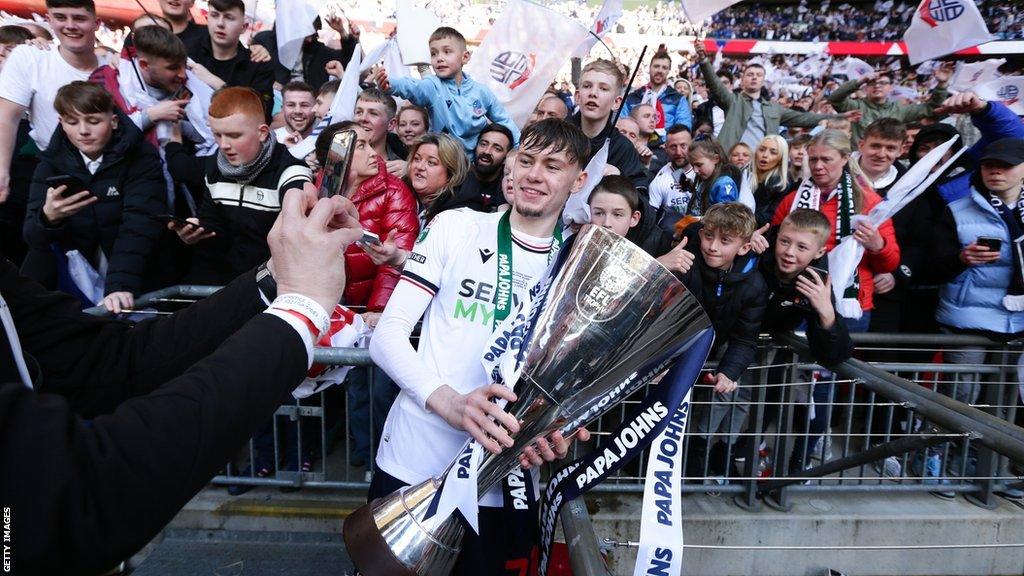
[751,135,792,226]
[365,133,469,268]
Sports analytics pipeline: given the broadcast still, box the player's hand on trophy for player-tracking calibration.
[518,428,592,470]
[427,384,521,454]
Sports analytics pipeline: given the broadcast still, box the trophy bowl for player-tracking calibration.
[343,224,712,576]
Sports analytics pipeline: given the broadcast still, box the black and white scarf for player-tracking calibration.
[791,170,861,317]
[217,132,276,185]
[986,190,1024,311]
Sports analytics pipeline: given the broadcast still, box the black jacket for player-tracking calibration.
[568,114,670,257]
[176,20,208,60]
[253,29,357,90]
[22,114,165,296]
[0,261,308,574]
[166,143,311,285]
[677,223,768,380]
[753,174,791,228]
[759,249,853,367]
[191,37,276,122]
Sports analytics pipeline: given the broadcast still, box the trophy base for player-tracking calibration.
[344,499,419,576]
[342,478,465,576]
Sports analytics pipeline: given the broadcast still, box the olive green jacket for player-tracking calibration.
[828,79,949,142]
[699,59,838,151]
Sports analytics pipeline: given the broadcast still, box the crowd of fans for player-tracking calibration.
[3,0,1024,566]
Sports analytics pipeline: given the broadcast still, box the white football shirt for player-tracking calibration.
[370,209,555,505]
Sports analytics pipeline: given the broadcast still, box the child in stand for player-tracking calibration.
[729,142,752,170]
[675,202,767,481]
[686,139,740,219]
[372,26,518,156]
[589,174,696,274]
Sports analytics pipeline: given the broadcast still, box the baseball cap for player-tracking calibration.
[980,138,1024,166]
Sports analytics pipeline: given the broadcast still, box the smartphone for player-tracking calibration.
[977,236,1003,252]
[802,265,829,284]
[46,175,86,198]
[318,129,356,200]
[156,214,198,228]
[357,230,382,247]
[173,85,193,101]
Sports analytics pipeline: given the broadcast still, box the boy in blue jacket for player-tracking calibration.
[372,27,518,156]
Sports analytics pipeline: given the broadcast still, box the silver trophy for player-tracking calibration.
[343,224,712,576]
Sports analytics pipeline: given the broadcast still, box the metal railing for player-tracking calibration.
[85,286,1024,504]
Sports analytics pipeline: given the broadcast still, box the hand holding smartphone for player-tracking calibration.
[976,236,1002,252]
[46,175,86,198]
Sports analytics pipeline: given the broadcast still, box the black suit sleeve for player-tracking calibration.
[1,312,307,575]
[2,259,266,417]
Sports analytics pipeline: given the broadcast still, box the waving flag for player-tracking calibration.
[275,0,320,70]
[465,0,589,128]
[951,58,1006,92]
[976,76,1024,116]
[904,0,993,65]
[680,0,743,24]
[832,56,874,81]
[572,0,623,58]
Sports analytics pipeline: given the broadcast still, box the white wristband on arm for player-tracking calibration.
[264,293,332,368]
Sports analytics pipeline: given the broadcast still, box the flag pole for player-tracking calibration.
[611,44,646,126]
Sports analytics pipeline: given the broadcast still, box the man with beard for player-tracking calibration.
[275,81,317,147]
[621,50,691,141]
[434,124,513,213]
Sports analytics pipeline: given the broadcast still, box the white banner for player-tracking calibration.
[464,0,589,128]
[632,393,691,576]
[572,0,623,58]
[679,0,743,25]
[976,76,1024,116]
[904,0,993,65]
[832,56,874,81]
[274,0,320,70]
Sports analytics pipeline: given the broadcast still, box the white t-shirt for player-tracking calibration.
[0,46,97,150]
[369,209,555,505]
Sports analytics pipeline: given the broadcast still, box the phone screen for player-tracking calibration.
[318,130,357,199]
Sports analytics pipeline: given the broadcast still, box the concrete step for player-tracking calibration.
[150,486,1024,575]
[589,491,1024,576]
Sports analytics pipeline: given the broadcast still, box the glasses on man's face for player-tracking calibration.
[870,80,892,87]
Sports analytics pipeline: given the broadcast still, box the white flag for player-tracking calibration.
[903,0,993,65]
[289,46,364,159]
[833,56,874,81]
[828,136,964,318]
[952,58,1006,92]
[680,0,743,24]
[562,140,609,227]
[395,0,440,65]
[275,0,320,71]
[976,76,1024,116]
[572,0,623,58]
[464,0,589,128]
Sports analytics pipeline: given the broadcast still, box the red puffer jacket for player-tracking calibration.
[343,157,419,311]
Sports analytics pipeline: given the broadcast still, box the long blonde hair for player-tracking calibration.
[751,135,790,191]
[807,129,867,213]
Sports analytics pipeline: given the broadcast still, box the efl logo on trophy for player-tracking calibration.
[575,253,642,323]
[489,51,535,90]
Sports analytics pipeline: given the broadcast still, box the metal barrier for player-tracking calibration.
[83,286,1024,502]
